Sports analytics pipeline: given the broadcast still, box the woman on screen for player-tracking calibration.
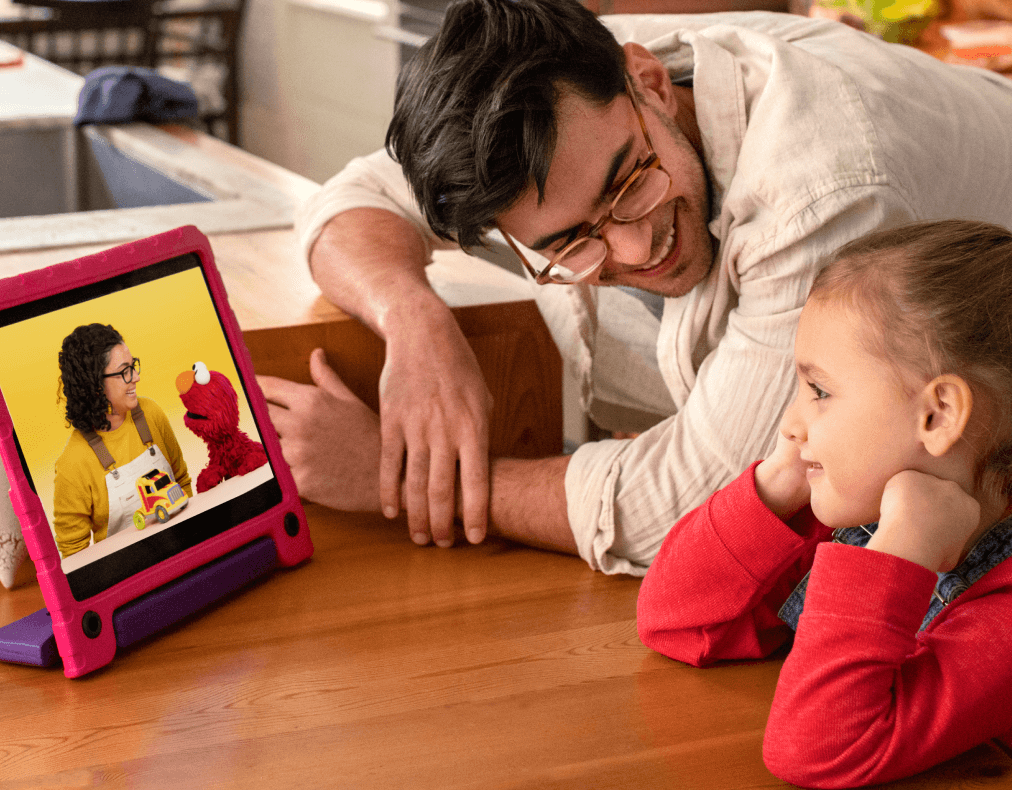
[54,324,193,559]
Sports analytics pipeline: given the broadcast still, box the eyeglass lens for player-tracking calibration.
[549,166,670,282]
[118,358,141,383]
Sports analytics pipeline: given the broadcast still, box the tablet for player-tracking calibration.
[0,225,312,677]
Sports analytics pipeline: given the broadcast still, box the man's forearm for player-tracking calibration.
[485,456,578,555]
[309,207,447,339]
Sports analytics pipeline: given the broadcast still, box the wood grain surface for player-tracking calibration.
[2,310,1011,789]
[3,506,1011,789]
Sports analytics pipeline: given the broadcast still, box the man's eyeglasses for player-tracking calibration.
[499,74,672,285]
[103,357,141,384]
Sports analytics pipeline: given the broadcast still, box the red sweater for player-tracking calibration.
[637,463,1012,788]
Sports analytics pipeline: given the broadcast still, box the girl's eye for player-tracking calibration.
[808,382,828,400]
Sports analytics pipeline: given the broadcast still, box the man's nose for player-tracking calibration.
[599,218,653,268]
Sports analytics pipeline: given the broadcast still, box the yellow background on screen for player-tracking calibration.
[0,266,264,532]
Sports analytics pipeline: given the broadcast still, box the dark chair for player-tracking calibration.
[0,0,246,145]
[151,0,247,145]
[0,0,157,75]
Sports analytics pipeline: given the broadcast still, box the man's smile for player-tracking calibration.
[631,222,678,276]
[600,197,694,288]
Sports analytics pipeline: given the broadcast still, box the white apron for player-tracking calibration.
[83,406,177,538]
[103,444,174,537]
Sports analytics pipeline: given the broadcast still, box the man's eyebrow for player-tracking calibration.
[527,137,634,252]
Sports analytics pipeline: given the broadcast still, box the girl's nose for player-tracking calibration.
[779,395,806,444]
[599,218,654,269]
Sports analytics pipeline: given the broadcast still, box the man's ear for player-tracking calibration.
[919,374,973,457]
[623,43,672,104]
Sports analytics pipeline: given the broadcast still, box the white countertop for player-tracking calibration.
[0,49,82,127]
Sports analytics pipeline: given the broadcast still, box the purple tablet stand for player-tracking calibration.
[0,608,58,667]
[0,537,278,667]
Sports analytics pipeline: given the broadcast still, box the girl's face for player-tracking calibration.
[780,297,928,528]
[103,343,140,419]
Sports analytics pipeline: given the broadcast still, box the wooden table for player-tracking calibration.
[2,308,1011,788]
[3,359,1011,786]
[3,505,1012,788]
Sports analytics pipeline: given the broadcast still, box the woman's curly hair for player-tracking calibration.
[58,324,123,433]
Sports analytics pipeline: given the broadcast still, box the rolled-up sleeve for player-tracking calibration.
[294,148,448,267]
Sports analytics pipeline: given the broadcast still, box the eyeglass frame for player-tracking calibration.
[497,73,671,285]
[102,357,141,384]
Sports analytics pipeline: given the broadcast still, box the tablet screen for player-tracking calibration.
[0,253,281,601]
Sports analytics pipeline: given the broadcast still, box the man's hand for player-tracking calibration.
[306,210,493,547]
[869,470,980,572]
[754,430,811,520]
[378,311,493,548]
[258,349,382,512]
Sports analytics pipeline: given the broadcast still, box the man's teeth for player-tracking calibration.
[636,225,676,272]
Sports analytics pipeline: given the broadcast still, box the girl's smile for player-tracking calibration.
[103,343,140,428]
[780,297,928,529]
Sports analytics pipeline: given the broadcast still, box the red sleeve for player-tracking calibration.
[764,543,1012,788]
[637,462,832,667]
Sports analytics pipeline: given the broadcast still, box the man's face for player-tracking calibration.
[496,82,713,298]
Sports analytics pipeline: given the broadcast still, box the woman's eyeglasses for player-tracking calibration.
[499,74,672,285]
[103,357,141,384]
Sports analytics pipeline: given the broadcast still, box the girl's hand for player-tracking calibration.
[870,470,980,572]
[755,431,811,519]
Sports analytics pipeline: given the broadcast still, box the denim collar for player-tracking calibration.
[778,517,1012,632]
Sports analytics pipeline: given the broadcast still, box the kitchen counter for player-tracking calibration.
[0,108,335,330]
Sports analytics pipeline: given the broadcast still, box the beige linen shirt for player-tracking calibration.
[296,13,1012,575]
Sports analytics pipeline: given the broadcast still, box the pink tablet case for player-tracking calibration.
[0,226,313,677]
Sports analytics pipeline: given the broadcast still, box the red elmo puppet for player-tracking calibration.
[176,362,268,493]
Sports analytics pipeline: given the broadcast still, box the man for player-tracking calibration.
[259,0,1012,575]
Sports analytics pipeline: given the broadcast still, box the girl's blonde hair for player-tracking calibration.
[810,219,1012,504]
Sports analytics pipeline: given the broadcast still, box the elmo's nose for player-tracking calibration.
[176,370,195,395]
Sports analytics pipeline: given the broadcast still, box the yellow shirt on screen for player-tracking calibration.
[53,397,192,559]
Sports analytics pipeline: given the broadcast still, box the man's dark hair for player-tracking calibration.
[58,323,123,433]
[386,0,626,249]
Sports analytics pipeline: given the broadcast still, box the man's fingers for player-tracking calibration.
[265,401,291,436]
[256,374,297,409]
[308,348,357,401]
[427,446,458,547]
[379,427,406,522]
[404,444,432,545]
[458,442,489,545]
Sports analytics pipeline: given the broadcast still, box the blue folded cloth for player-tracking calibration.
[74,66,199,125]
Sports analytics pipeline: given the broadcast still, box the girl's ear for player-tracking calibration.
[623,43,673,104]
[919,374,973,457]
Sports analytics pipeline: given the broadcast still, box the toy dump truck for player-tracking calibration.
[132,468,188,529]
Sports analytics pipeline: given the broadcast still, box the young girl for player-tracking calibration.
[637,219,1012,788]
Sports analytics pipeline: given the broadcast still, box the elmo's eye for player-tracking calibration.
[192,362,211,385]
